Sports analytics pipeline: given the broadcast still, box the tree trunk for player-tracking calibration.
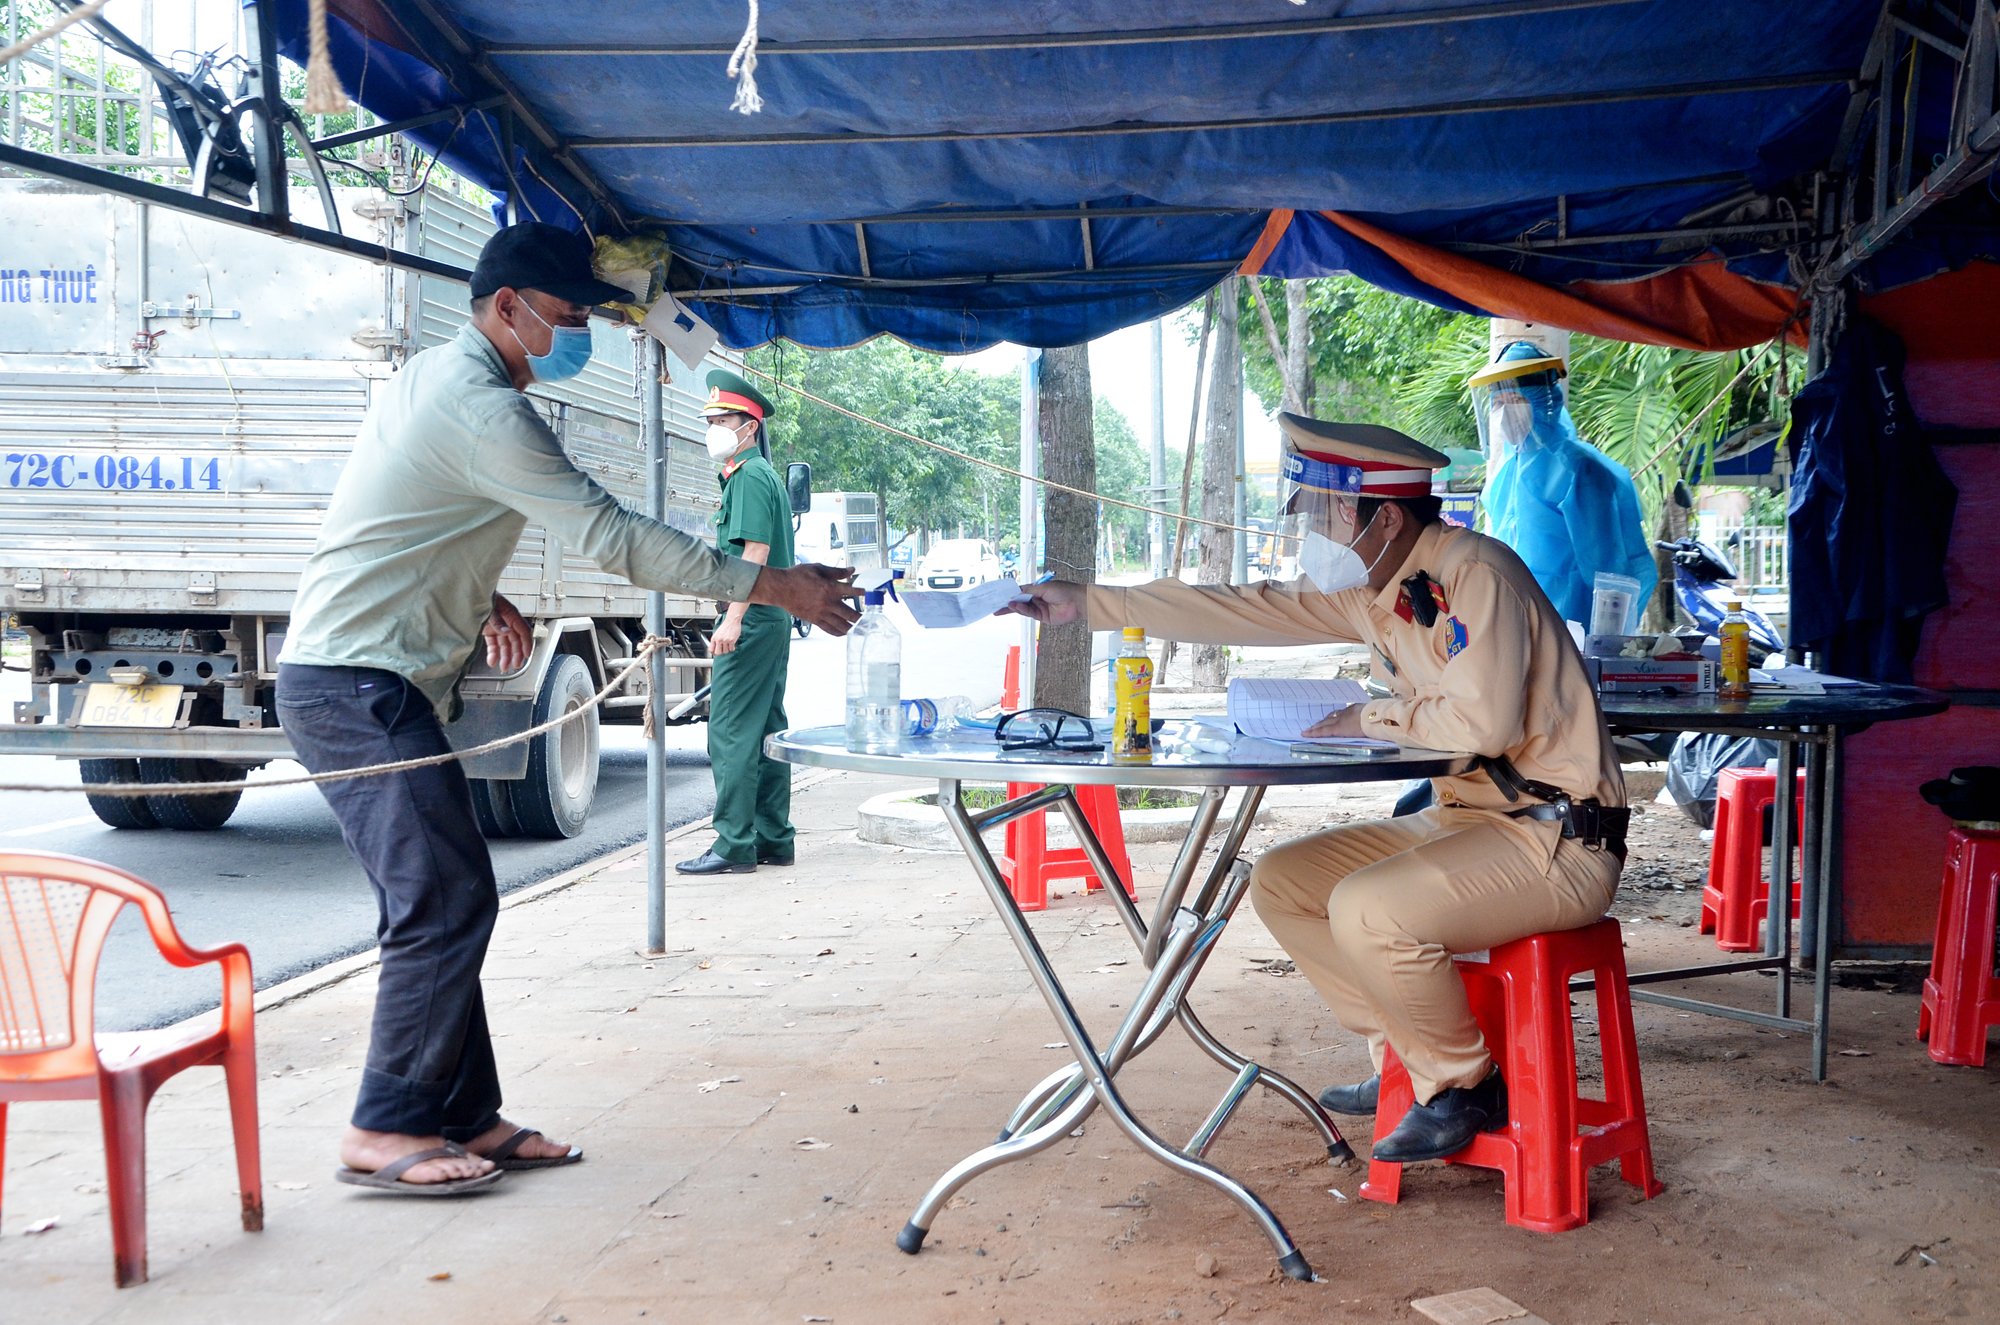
[1647,490,1691,632]
[1035,344,1097,713]
[1285,281,1315,418]
[1193,279,1241,690]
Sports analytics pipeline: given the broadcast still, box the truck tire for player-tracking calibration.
[469,777,523,839]
[138,757,248,831]
[508,653,599,839]
[80,758,160,830]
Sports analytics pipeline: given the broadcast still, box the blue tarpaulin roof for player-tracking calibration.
[286,1,1933,350]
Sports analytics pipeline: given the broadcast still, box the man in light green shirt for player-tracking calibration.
[279,223,856,1197]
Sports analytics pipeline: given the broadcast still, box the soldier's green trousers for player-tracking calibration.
[705,608,794,864]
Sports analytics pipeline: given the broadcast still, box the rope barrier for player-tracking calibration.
[0,638,677,797]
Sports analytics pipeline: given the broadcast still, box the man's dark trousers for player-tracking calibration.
[277,663,503,1142]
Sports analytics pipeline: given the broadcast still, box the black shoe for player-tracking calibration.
[1317,1074,1381,1116]
[675,850,755,875]
[1369,1069,1507,1164]
[757,850,795,867]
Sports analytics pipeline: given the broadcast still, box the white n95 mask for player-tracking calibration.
[1301,530,1366,593]
[705,422,745,461]
[1300,509,1385,593]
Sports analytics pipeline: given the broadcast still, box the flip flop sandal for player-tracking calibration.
[483,1127,584,1171]
[335,1143,505,1196]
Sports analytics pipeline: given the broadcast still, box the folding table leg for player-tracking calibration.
[913,786,1315,1282]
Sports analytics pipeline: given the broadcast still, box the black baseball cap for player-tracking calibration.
[470,222,629,306]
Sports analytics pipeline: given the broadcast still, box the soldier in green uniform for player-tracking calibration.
[677,370,799,875]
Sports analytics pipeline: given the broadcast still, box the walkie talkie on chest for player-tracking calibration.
[1403,571,1441,627]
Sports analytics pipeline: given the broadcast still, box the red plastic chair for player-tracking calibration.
[1700,767,1805,952]
[1359,919,1663,1232]
[998,781,1136,912]
[1917,827,2000,1066]
[0,851,262,1286]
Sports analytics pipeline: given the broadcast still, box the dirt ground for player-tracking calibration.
[10,766,1997,1325]
[765,781,2000,1325]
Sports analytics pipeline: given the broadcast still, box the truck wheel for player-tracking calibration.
[138,758,247,831]
[469,777,523,839]
[507,653,599,839]
[80,758,160,830]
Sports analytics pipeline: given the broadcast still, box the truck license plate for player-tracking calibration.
[76,683,184,729]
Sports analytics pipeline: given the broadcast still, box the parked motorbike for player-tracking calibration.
[1654,536,1787,656]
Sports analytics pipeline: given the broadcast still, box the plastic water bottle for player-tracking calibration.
[846,576,903,753]
[903,695,974,737]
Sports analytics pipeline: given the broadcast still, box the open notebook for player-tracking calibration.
[1226,678,1398,751]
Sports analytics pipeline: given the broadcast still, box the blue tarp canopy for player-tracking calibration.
[286,1,1924,349]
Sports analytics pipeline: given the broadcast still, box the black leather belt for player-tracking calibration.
[1507,798,1631,856]
[1478,754,1629,857]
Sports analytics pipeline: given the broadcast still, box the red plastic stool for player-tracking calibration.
[1700,766,1806,953]
[1359,918,1664,1232]
[998,782,1135,912]
[1917,826,2000,1066]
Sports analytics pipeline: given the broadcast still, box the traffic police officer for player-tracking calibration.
[678,370,799,874]
[1007,415,1628,1163]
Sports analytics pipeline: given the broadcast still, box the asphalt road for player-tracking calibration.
[0,609,1016,1031]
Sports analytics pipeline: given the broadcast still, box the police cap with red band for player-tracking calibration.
[1278,414,1448,499]
[702,368,775,422]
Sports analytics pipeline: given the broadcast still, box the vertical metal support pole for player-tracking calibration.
[1148,320,1168,580]
[1232,380,1248,584]
[642,337,669,955]
[501,111,520,226]
[243,0,290,227]
[1018,348,1042,706]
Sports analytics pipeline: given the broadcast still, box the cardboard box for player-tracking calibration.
[1585,656,1717,694]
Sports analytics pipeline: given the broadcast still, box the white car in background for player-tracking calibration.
[917,538,1003,589]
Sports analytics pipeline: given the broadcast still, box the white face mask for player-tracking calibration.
[1491,401,1535,450]
[1301,509,1387,593]
[705,421,748,462]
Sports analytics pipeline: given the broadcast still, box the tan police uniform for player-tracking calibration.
[1084,421,1624,1106]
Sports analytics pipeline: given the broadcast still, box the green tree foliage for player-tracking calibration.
[747,339,1151,565]
[1237,275,1467,424]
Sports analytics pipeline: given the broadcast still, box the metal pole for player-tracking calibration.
[1019,347,1042,705]
[1232,380,1248,583]
[242,0,289,227]
[1148,320,1167,579]
[642,336,669,954]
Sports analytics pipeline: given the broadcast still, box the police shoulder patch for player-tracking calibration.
[1445,615,1470,658]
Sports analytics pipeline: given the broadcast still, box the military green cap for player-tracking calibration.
[703,368,774,421]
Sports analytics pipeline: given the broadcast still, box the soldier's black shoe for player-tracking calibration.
[675,850,755,875]
[757,850,795,867]
[1316,1074,1381,1116]
[1369,1069,1507,1164]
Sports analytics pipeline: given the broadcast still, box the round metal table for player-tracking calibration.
[768,722,1472,1282]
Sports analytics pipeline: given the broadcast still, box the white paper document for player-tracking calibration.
[1226,677,1390,746]
[1753,665,1864,693]
[901,576,1029,628]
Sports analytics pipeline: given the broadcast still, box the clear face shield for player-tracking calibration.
[1470,361,1566,472]
[1277,450,1381,593]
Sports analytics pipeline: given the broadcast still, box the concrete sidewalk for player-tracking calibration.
[6,767,1996,1324]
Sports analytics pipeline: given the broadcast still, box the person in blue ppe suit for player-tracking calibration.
[1469,342,1656,629]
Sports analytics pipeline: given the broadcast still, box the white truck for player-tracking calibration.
[0,175,772,838]
[791,491,883,573]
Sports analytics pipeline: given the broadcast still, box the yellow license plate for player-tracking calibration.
[76,683,184,729]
